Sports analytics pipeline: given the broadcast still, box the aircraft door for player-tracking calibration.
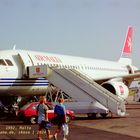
[18,52,34,78]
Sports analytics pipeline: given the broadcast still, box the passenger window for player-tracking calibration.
[5,59,13,66]
[0,59,6,65]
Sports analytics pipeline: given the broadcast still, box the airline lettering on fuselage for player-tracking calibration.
[35,55,62,63]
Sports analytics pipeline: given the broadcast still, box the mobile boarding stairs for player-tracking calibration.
[28,66,126,117]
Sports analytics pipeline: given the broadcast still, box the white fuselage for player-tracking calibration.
[0,49,135,96]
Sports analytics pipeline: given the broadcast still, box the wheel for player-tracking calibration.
[30,116,37,124]
[87,113,97,119]
[66,115,71,123]
[100,113,108,118]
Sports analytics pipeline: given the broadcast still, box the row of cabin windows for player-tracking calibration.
[37,63,127,72]
[0,58,127,72]
[0,59,13,66]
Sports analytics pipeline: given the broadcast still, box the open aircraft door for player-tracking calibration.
[18,52,34,78]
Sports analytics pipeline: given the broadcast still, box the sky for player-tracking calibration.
[0,0,140,67]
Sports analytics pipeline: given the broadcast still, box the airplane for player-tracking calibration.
[0,26,139,110]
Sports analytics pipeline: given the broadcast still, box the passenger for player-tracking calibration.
[53,98,67,140]
[37,96,52,140]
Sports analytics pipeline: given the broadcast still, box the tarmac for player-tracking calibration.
[0,123,140,140]
[0,101,140,140]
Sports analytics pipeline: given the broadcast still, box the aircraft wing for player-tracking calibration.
[96,72,140,86]
[121,72,140,80]
[114,72,140,86]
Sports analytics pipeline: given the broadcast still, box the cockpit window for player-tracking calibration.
[5,59,13,66]
[0,59,6,65]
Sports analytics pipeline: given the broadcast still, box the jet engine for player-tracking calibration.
[101,79,129,100]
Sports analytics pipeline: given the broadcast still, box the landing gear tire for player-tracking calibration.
[30,116,37,124]
[100,113,108,118]
[66,115,71,123]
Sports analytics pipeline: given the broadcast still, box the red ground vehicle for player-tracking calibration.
[18,102,74,124]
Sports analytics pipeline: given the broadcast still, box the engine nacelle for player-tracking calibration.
[102,80,129,100]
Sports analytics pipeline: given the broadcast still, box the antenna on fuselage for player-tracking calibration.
[12,44,16,50]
